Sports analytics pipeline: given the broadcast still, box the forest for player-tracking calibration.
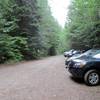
[66,0,100,50]
[0,0,67,63]
[0,0,100,64]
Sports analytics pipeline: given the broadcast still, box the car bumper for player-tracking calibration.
[68,67,84,78]
[65,61,70,65]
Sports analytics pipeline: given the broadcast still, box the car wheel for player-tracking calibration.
[84,70,100,86]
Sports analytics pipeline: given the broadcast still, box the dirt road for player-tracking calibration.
[0,55,100,100]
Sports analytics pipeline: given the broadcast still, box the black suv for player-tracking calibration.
[66,49,100,86]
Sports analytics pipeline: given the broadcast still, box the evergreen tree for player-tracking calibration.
[65,0,100,50]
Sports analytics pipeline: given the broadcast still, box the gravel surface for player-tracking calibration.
[0,55,100,100]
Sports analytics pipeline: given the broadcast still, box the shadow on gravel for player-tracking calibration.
[70,76,100,86]
[70,76,84,84]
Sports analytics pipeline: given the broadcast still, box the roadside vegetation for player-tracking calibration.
[0,0,67,63]
[0,0,99,64]
[65,0,100,50]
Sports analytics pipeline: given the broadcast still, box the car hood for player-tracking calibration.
[73,59,87,63]
[68,54,81,60]
[67,54,90,61]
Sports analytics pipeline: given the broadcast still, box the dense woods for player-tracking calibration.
[1,0,99,63]
[65,0,100,50]
[0,0,67,63]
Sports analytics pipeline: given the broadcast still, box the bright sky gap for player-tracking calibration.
[48,0,71,27]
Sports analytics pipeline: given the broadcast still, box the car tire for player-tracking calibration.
[84,70,100,86]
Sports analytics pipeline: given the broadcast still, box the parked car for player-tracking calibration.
[65,49,98,66]
[66,49,100,86]
[64,49,74,57]
[65,53,81,65]
[64,49,81,58]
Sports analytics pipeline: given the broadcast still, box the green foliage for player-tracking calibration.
[57,29,69,53]
[37,0,65,55]
[65,0,100,50]
[0,34,28,63]
[0,0,65,63]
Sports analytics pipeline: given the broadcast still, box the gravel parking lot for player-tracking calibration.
[0,55,100,100]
